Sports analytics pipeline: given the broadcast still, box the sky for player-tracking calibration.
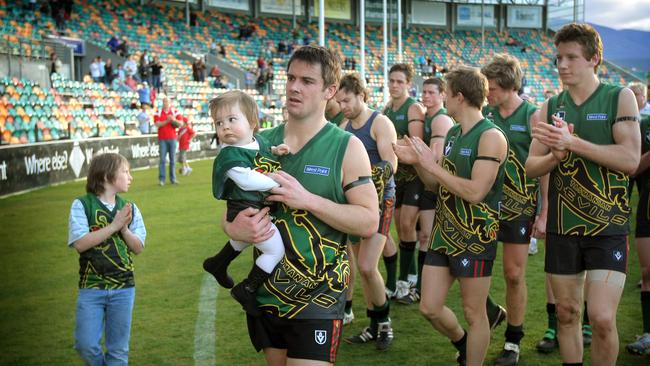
[585,0,650,31]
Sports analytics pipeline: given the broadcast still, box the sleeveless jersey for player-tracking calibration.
[212,135,281,202]
[546,83,630,236]
[429,119,506,260]
[484,101,538,222]
[345,110,395,191]
[328,111,345,126]
[423,107,448,146]
[256,123,351,319]
[77,193,135,289]
[384,97,418,183]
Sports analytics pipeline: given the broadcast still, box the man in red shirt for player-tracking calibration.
[154,97,181,185]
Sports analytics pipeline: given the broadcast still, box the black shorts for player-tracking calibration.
[497,218,534,244]
[636,187,650,238]
[419,190,437,210]
[247,314,342,363]
[424,249,493,278]
[544,233,628,274]
[395,178,424,208]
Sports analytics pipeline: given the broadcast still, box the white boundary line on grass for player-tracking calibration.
[194,274,218,366]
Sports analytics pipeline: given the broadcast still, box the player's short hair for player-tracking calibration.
[481,53,523,91]
[288,45,341,89]
[209,90,259,131]
[423,77,446,93]
[445,66,488,110]
[554,23,603,72]
[628,82,647,97]
[389,63,414,82]
[339,72,368,101]
[86,153,129,195]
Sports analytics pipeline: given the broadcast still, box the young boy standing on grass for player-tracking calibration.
[177,115,196,176]
[202,90,289,316]
[68,153,146,366]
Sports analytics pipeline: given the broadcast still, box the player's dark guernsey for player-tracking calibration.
[76,193,135,289]
[429,119,506,260]
[384,97,419,183]
[484,101,538,221]
[328,111,345,126]
[256,122,351,319]
[423,107,448,146]
[637,114,650,225]
[546,83,631,236]
[212,135,281,203]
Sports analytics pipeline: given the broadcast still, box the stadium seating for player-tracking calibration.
[0,0,639,145]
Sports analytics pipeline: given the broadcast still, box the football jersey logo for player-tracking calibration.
[555,111,566,120]
[461,258,470,267]
[315,330,327,345]
[613,250,623,262]
[444,139,454,156]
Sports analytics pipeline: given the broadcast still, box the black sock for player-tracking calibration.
[383,253,398,292]
[583,302,590,325]
[451,330,467,354]
[562,363,583,366]
[345,300,353,313]
[486,295,500,320]
[416,250,426,292]
[642,291,650,333]
[547,303,557,331]
[398,241,416,281]
[505,323,524,345]
[368,301,389,335]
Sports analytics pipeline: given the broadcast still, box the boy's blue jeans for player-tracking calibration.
[75,287,135,366]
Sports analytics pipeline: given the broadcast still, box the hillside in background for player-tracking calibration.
[591,23,650,75]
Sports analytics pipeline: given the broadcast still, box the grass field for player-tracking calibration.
[0,158,646,365]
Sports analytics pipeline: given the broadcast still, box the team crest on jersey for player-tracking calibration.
[461,258,470,267]
[315,330,327,345]
[613,250,623,262]
[555,111,566,120]
[444,139,454,156]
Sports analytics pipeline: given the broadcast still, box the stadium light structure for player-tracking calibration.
[383,0,389,105]
[319,0,325,46]
[397,0,402,63]
[360,0,366,83]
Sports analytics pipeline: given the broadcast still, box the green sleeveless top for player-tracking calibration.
[430,119,506,260]
[77,193,134,289]
[385,97,419,183]
[484,101,539,221]
[212,135,281,202]
[638,115,650,191]
[423,107,449,146]
[256,123,351,319]
[546,83,630,236]
[327,111,345,126]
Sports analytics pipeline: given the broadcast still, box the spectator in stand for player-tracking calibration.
[218,42,226,58]
[177,116,195,176]
[210,64,221,78]
[214,76,226,89]
[149,56,162,93]
[154,97,181,186]
[124,75,137,92]
[112,77,131,93]
[137,105,150,134]
[138,82,151,107]
[89,57,102,83]
[139,54,151,86]
[107,36,120,54]
[192,59,199,82]
[98,57,106,83]
[124,56,138,81]
[116,64,125,81]
[245,68,255,90]
[50,52,62,76]
[256,56,266,71]
[278,40,286,55]
[116,36,129,57]
[104,58,113,85]
[197,59,206,82]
